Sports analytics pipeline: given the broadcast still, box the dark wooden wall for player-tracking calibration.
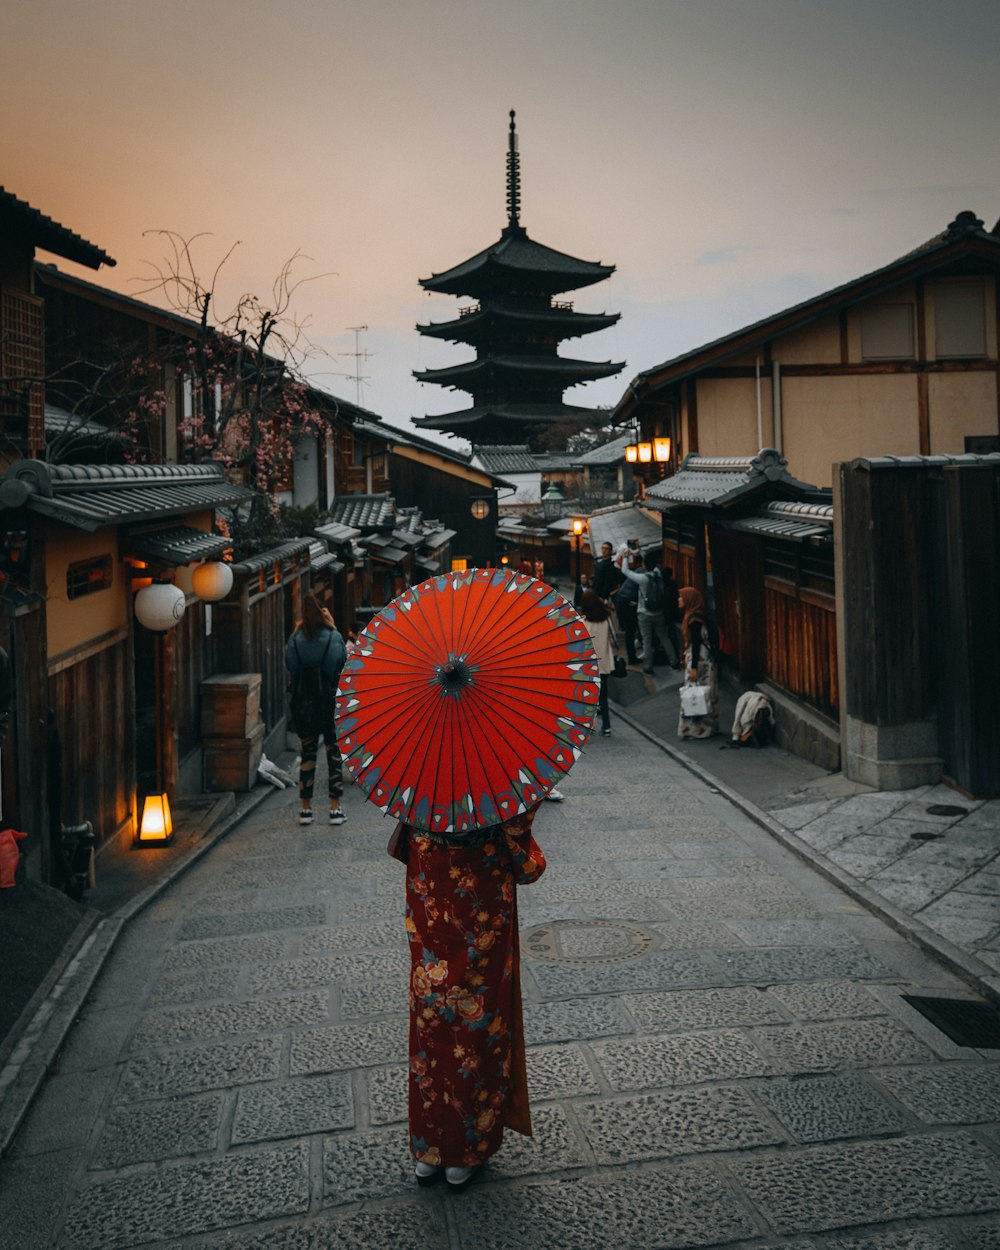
[50,635,135,846]
[764,585,839,720]
[707,528,764,684]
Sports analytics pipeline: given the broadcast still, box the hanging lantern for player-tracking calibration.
[653,436,672,462]
[637,442,653,463]
[625,444,638,464]
[470,497,491,520]
[134,582,186,631]
[137,793,173,845]
[192,560,234,602]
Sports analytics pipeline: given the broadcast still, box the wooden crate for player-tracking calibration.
[200,674,262,738]
[203,721,265,792]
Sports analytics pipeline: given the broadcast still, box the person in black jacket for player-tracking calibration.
[591,542,620,601]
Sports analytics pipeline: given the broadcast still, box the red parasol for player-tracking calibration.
[336,568,599,834]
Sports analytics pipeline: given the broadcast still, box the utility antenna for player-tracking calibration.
[338,324,372,406]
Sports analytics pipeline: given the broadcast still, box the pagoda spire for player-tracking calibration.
[506,109,521,229]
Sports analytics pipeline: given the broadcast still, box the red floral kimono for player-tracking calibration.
[401,808,546,1169]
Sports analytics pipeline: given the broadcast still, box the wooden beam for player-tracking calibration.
[918,374,930,455]
[839,310,849,364]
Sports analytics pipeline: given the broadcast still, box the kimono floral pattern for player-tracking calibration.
[405,809,545,1168]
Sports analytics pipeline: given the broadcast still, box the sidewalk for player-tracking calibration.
[4,711,1000,1248]
[615,659,1000,1004]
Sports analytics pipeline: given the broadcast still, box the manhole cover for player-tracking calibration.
[522,920,654,965]
[925,804,968,817]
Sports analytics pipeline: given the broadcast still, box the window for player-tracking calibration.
[450,558,469,572]
[67,555,113,599]
[352,436,364,467]
[860,304,914,360]
[934,280,987,358]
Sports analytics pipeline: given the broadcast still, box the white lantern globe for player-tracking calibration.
[134,583,186,631]
[192,561,234,602]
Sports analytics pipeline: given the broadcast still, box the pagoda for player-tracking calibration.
[413,112,624,450]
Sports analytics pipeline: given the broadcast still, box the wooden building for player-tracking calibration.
[615,211,1000,489]
[413,112,622,449]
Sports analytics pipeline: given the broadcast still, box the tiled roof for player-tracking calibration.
[314,520,362,546]
[420,225,614,296]
[413,403,604,434]
[472,445,538,474]
[586,504,663,555]
[642,449,817,513]
[577,434,632,466]
[121,525,229,564]
[1,187,114,269]
[724,501,834,544]
[232,540,313,578]
[1,460,250,531]
[329,493,396,531]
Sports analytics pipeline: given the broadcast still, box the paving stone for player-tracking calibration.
[300,919,406,954]
[527,1044,601,1101]
[332,897,401,923]
[785,1229,965,1250]
[0,1149,79,1250]
[247,950,405,995]
[623,985,788,1032]
[487,1104,591,1177]
[665,894,816,919]
[341,977,408,1018]
[757,1018,933,1071]
[526,949,721,997]
[161,932,289,973]
[753,1073,908,1142]
[576,1084,784,1164]
[922,914,1000,947]
[187,888,264,914]
[875,1063,1000,1123]
[649,920,749,949]
[770,797,843,830]
[712,946,894,985]
[149,965,240,1005]
[965,1217,1000,1250]
[61,1142,310,1249]
[766,980,889,1021]
[289,1018,407,1074]
[366,1064,408,1125]
[450,1161,757,1249]
[731,1133,1000,1234]
[178,1202,452,1250]
[232,1072,354,1143]
[9,1072,110,1160]
[91,1092,223,1168]
[721,919,860,947]
[321,1125,415,1204]
[177,905,327,941]
[523,995,635,1045]
[593,1028,779,1091]
[131,992,330,1049]
[519,898,672,923]
[117,1037,282,1102]
[921,893,1000,923]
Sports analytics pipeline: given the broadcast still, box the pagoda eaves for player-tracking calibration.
[417,304,620,346]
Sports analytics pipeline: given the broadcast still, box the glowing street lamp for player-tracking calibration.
[637,442,653,463]
[653,436,672,463]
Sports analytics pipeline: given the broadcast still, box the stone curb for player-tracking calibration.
[0,780,279,1162]
[612,705,1000,1010]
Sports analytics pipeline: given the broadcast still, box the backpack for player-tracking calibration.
[643,569,666,616]
[290,632,334,736]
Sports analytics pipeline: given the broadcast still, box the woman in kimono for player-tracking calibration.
[393,805,547,1191]
[677,586,719,739]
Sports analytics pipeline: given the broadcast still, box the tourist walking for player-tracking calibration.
[617,550,680,674]
[677,586,719,739]
[579,589,614,736]
[285,592,347,825]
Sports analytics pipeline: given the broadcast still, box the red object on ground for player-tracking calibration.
[0,828,28,888]
[336,569,599,834]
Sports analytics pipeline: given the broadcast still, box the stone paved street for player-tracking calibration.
[3,717,1000,1249]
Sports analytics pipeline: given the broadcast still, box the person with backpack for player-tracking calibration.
[617,550,680,675]
[285,592,348,826]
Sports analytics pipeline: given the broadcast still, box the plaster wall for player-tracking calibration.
[46,527,129,661]
[845,284,918,361]
[693,378,760,458]
[774,317,841,365]
[929,371,999,452]
[781,374,919,486]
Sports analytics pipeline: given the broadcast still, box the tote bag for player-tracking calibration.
[680,683,710,718]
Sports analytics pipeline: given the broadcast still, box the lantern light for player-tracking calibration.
[625,444,638,464]
[470,498,490,520]
[137,793,173,845]
[571,518,585,537]
[134,582,186,631]
[638,442,653,463]
[653,436,672,462]
[192,560,234,602]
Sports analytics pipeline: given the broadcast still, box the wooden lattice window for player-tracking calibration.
[67,555,113,599]
[0,289,45,452]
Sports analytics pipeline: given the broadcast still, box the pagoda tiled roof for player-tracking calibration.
[417,304,620,344]
[413,402,606,435]
[472,445,539,474]
[414,354,624,387]
[420,224,614,297]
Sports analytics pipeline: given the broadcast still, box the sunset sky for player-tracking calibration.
[5,0,999,449]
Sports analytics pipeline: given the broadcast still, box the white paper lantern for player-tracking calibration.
[134,583,186,631]
[192,561,234,602]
